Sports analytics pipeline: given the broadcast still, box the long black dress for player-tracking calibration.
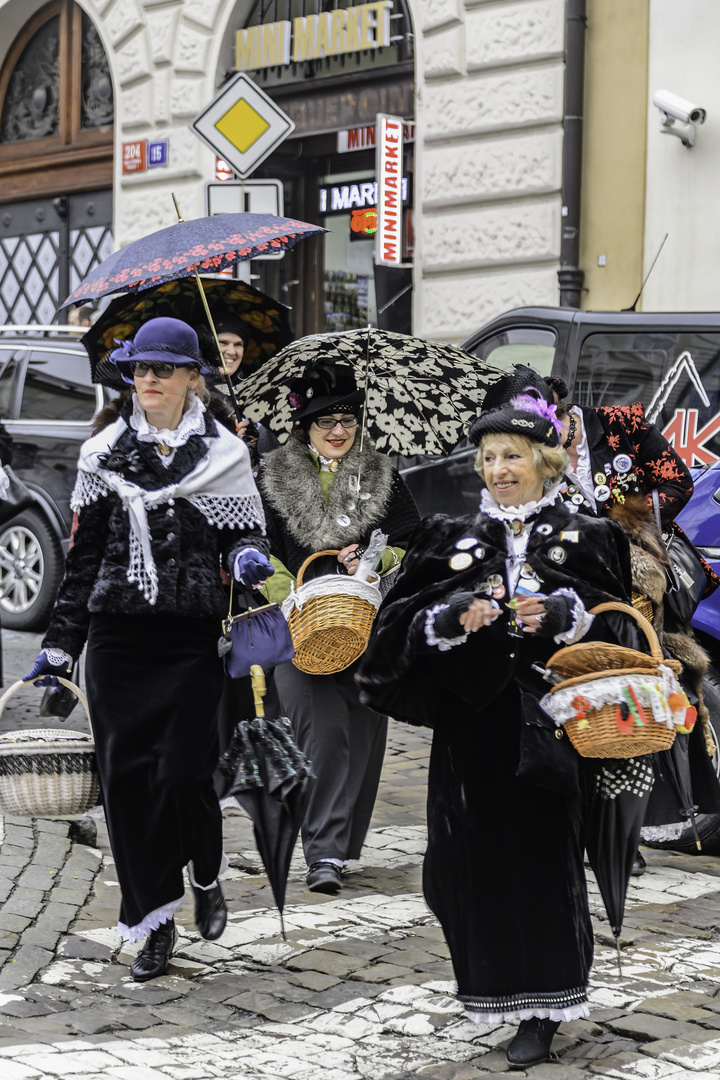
[42,401,267,940]
[358,499,644,1023]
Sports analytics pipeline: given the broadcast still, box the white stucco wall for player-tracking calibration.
[0,0,568,340]
[642,0,720,311]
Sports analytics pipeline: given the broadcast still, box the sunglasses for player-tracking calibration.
[314,416,359,430]
[130,361,193,379]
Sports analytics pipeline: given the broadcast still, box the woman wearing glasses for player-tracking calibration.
[259,361,420,894]
[24,318,273,981]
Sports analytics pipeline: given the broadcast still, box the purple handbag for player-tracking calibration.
[220,599,295,679]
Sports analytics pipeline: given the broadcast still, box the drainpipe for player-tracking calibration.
[558,0,587,308]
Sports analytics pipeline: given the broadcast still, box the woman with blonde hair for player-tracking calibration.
[358,390,648,1068]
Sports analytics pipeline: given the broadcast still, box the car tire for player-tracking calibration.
[0,508,64,632]
[643,665,720,856]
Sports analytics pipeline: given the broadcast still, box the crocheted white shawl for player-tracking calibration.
[71,409,265,605]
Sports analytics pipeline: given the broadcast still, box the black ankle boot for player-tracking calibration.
[192,882,227,940]
[506,1017,561,1068]
[130,919,178,982]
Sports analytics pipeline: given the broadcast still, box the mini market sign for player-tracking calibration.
[235,1,391,71]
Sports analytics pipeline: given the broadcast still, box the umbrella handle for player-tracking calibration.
[251,664,266,718]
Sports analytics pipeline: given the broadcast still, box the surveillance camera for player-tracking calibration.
[653,90,706,125]
[653,90,707,147]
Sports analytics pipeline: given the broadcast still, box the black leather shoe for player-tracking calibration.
[130,919,178,982]
[306,862,342,894]
[192,882,227,940]
[506,1017,561,1068]
[631,849,647,876]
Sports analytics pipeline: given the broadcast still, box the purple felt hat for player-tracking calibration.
[110,317,209,383]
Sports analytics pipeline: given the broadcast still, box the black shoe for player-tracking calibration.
[506,1017,561,1069]
[306,861,342,894]
[192,881,227,940]
[631,849,647,876]
[130,919,178,982]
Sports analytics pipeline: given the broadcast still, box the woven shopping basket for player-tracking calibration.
[543,601,686,759]
[0,678,99,816]
[283,549,382,675]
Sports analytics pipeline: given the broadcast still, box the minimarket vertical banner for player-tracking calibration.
[375,114,404,267]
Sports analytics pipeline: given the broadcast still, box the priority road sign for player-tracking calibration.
[190,73,295,180]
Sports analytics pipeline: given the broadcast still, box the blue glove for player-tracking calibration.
[23,649,73,687]
[233,547,275,588]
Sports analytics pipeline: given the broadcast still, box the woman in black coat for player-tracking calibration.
[258,361,420,895]
[24,318,273,981]
[357,391,653,1068]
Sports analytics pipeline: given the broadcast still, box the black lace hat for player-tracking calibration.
[289,362,365,427]
[480,364,554,413]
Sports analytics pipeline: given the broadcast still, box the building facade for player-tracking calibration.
[0,0,570,341]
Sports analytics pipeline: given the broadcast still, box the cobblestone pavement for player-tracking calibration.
[1,631,720,1079]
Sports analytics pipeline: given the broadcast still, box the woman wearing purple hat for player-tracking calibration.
[23,317,273,981]
[358,390,650,1068]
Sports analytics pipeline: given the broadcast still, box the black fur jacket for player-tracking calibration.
[43,402,267,659]
[357,502,641,728]
[258,432,420,580]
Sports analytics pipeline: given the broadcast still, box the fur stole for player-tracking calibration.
[261,433,394,551]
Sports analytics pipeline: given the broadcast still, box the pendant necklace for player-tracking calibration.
[156,442,172,457]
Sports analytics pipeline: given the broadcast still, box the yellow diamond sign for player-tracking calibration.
[215,99,270,155]
[191,72,295,180]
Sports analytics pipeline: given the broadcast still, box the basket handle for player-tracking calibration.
[296,549,341,588]
[588,601,664,664]
[0,679,93,737]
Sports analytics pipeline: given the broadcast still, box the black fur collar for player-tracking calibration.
[261,434,394,550]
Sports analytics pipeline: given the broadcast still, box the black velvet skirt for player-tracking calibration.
[85,614,225,936]
[423,682,593,1022]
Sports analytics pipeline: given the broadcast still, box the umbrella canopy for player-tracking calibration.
[62,212,324,308]
[237,327,506,457]
[83,276,292,389]
[584,757,655,969]
[216,666,314,935]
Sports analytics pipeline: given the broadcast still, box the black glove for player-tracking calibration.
[535,593,575,639]
[432,592,478,638]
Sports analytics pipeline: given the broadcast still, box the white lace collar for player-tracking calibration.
[480,483,563,523]
[129,392,207,449]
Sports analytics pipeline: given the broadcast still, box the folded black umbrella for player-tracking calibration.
[217,665,313,937]
[584,756,655,974]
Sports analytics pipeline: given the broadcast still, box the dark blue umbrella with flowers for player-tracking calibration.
[62,197,324,426]
[61,211,324,308]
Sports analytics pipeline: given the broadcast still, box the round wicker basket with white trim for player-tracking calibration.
[0,679,98,816]
[283,549,382,675]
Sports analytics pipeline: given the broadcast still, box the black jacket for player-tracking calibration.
[43,409,267,658]
[357,502,638,728]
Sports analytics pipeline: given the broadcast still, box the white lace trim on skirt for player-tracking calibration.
[464,1001,590,1025]
[118,895,184,942]
[187,851,229,890]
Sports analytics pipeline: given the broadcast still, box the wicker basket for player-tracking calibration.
[285,549,381,675]
[0,679,98,816]
[545,602,681,759]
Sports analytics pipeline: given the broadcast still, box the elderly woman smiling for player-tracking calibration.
[358,390,649,1069]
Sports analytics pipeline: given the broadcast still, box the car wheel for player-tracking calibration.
[0,508,64,632]
[643,665,720,855]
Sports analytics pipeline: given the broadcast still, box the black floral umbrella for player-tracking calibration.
[83,276,292,391]
[236,327,506,457]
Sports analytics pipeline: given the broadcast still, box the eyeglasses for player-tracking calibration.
[314,416,359,430]
[131,361,187,379]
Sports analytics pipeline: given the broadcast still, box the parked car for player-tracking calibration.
[0,326,106,632]
[397,306,720,853]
